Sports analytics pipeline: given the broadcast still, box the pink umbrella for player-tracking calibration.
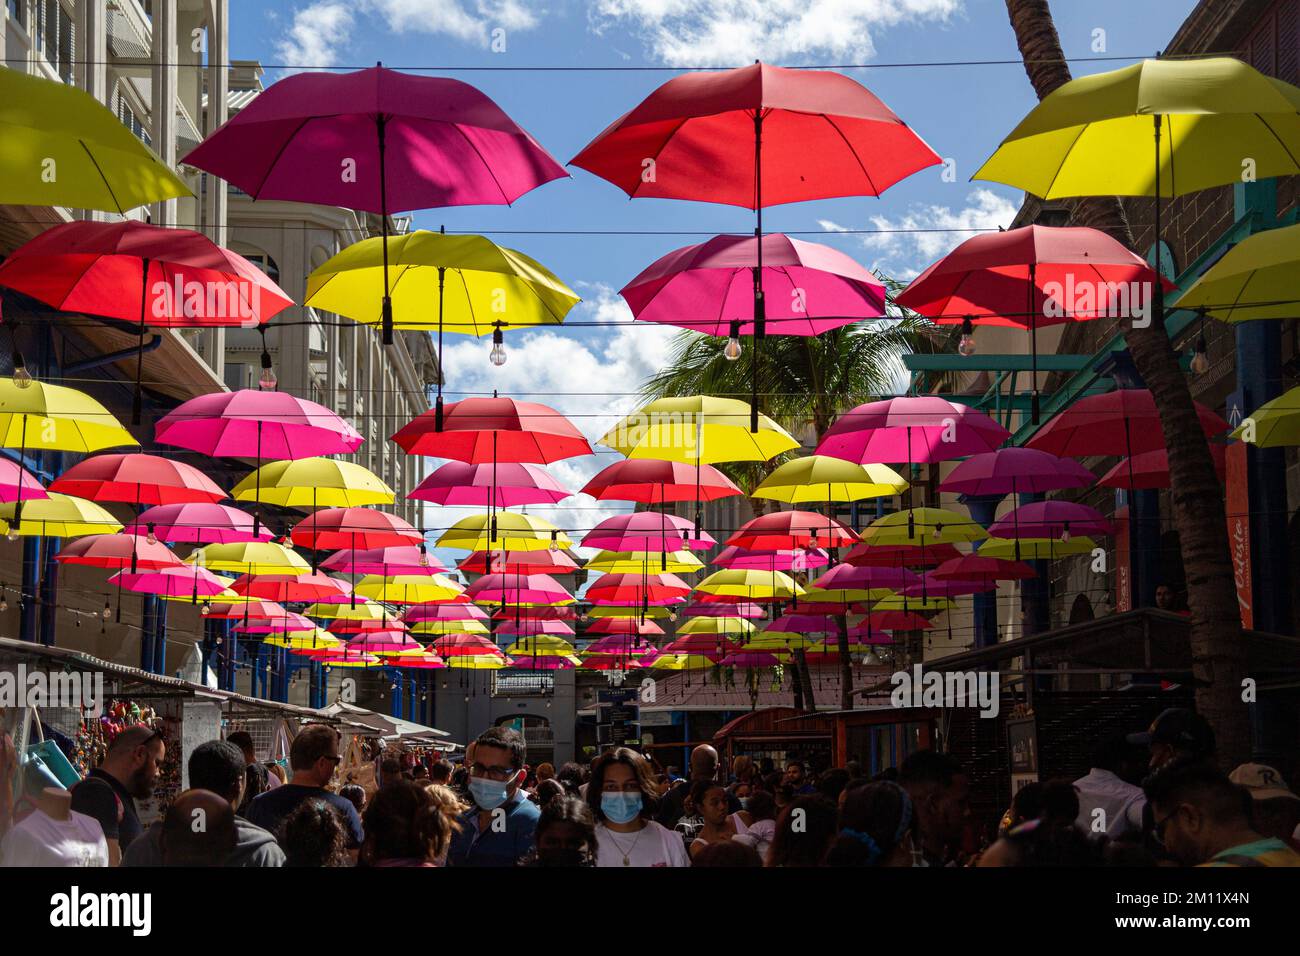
[581,512,715,552]
[1026,389,1229,459]
[183,66,566,344]
[939,447,1094,497]
[767,613,839,633]
[494,619,575,637]
[233,612,315,635]
[459,550,580,575]
[110,564,231,600]
[231,572,352,603]
[346,631,426,655]
[289,507,422,554]
[683,602,765,619]
[155,390,363,459]
[0,460,48,505]
[205,600,288,620]
[621,233,885,337]
[585,634,658,653]
[508,655,577,671]
[321,546,447,575]
[404,603,489,623]
[55,533,181,572]
[125,502,274,544]
[900,572,993,598]
[932,556,1036,582]
[721,651,786,668]
[465,573,573,606]
[491,605,576,621]
[712,545,830,571]
[812,563,921,594]
[409,461,571,507]
[817,396,1009,465]
[583,617,665,636]
[987,501,1113,540]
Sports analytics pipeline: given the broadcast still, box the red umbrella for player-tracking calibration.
[581,458,741,504]
[1027,389,1229,460]
[204,600,288,621]
[50,453,226,506]
[289,507,422,551]
[939,447,1094,497]
[584,617,665,636]
[184,65,566,344]
[586,572,693,606]
[932,556,1036,582]
[572,61,939,429]
[231,572,352,604]
[1097,444,1226,490]
[897,225,1173,421]
[844,541,962,568]
[56,533,181,572]
[392,396,589,463]
[458,550,579,576]
[682,602,765,619]
[489,605,576,622]
[727,511,858,551]
[0,220,294,423]
[853,610,934,632]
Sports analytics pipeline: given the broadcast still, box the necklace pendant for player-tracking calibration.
[623,856,630,866]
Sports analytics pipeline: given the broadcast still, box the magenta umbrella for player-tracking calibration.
[900,573,993,598]
[409,461,571,507]
[495,619,576,637]
[320,546,447,575]
[0,460,47,505]
[712,545,830,571]
[466,573,573,606]
[683,602,765,619]
[110,564,231,601]
[581,512,715,553]
[585,634,658,653]
[720,651,785,668]
[508,656,577,671]
[817,397,1009,465]
[403,603,489,624]
[621,233,885,338]
[987,501,1113,540]
[184,66,566,343]
[812,563,921,595]
[233,612,315,635]
[940,447,1093,497]
[124,502,274,544]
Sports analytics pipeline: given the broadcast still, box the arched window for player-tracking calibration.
[1068,593,1094,625]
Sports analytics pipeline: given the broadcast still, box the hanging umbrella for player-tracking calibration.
[711,546,829,572]
[586,550,704,575]
[304,599,382,621]
[753,456,907,504]
[410,461,572,507]
[581,459,742,504]
[112,564,233,600]
[1100,443,1228,490]
[494,619,576,638]
[977,536,1097,561]
[853,609,933,632]
[187,541,310,575]
[265,629,343,650]
[843,541,962,568]
[1178,222,1300,323]
[234,612,315,635]
[0,492,119,537]
[586,605,671,619]
[388,652,448,670]
[233,458,394,509]
[817,396,1009,465]
[404,603,489,624]
[675,616,756,636]
[900,573,992,599]
[50,453,226,506]
[155,390,363,458]
[503,635,578,657]
[582,512,714,552]
[858,507,987,547]
[289,507,421,551]
[940,447,1094,496]
[346,631,427,657]
[812,564,921,596]
[1028,389,1229,459]
[321,546,446,575]
[601,396,798,464]
[727,511,857,551]
[897,225,1172,421]
[0,460,46,506]
[932,556,1036,583]
[431,633,504,657]
[572,61,939,429]
[56,533,180,571]
[0,66,189,211]
[184,65,567,344]
[1229,385,1300,448]
[987,501,1113,540]
[306,230,579,423]
[124,502,273,544]
[353,573,464,605]
[332,616,411,635]
[505,655,578,671]
[436,512,571,552]
[682,602,766,619]
[585,572,692,606]
[584,617,666,636]
[465,573,573,606]
[230,572,352,604]
[620,232,886,340]
[695,568,803,603]
[393,396,591,463]
[458,549,579,575]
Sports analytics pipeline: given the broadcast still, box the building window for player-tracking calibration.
[241,252,281,283]
[117,93,152,146]
[7,1,27,29]
[39,0,74,84]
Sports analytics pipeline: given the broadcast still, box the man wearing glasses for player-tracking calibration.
[69,724,165,865]
[247,724,363,856]
[447,727,539,867]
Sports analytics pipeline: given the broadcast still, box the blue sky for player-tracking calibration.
[228,0,1198,547]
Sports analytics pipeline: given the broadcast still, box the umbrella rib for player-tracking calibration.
[818,114,880,197]
[78,141,124,215]
[1251,111,1300,189]
[1039,123,1090,200]
[251,117,315,201]
[448,122,513,206]
[625,116,694,201]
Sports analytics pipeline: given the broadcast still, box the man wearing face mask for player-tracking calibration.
[447,727,540,867]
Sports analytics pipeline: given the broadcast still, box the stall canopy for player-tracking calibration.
[320,699,458,748]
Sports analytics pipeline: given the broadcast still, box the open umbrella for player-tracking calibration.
[695,568,803,603]
[727,511,857,551]
[1178,221,1300,323]
[711,546,829,572]
[466,573,573,607]
[184,65,566,344]
[233,458,394,508]
[353,573,464,605]
[155,390,363,458]
[1097,445,1226,490]
[0,67,189,211]
[0,492,119,537]
[844,541,962,568]
[581,458,741,505]
[187,541,310,576]
[458,549,579,576]
[394,396,590,462]
[321,546,444,575]
[124,503,274,544]
[987,501,1113,541]
[436,512,571,553]
[1027,389,1229,458]
[289,507,421,552]
[409,461,571,507]
[230,572,352,604]
[582,513,714,553]
[0,460,47,506]
[586,550,703,575]
[50,453,226,506]
[940,447,1094,497]
[586,572,692,606]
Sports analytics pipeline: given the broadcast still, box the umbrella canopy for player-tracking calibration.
[0,67,189,211]
[387,652,448,670]
[1027,389,1229,458]
[582,512,714,552]
[900,573,992,599]
[155,390,363,459]
[752,455,907,503]
[503,635,577,657]
[187,541,310,575]
[586,605,671,619]
[812,563,921,597]
[304,599,382,621]
[393,397,590,463]
[1098,445,1226,490]
[265,629,343,650]
[675,616,756,636]
[932,556,1036,582]
[695,568,803,602]
[817,396,1009,465]
[50,453,226,505]
[466,573,573,606]
[494,619,576,637]
[233,459,394,508]
[0,379,137,454]
[585,572,692,605]
[855,610,934,631]
[940,447,1094,496]
[600,395,798,464]
[289,507,421,551]
[584,617,665,636]
[233,612,315,634]
[205,600,289,621]
[571,61,939,208]
[124,503,274,544]
[977,536,1097,561]
[844,541,963,568]
[111,565,233,599]
[720,651,786,668]
[987,502,1113,539]
[682,602,766,619]
[0,492,119,537]
[0,460,47,505]
[1231,385,1300,448]
[974,57,1300,200]
[580,458,742,504]
[321,546,445,576]
[1178,222,1300,322]
[585,550,704,575]
[507,655,579,670]
[858,507,987,547]
[711,546,830,572]
[436,512,571,552]
[404,603,489,624]
[231,572,352,604]
[332,616,411,635]
[55,533,181,571]
[409,461,572,507]
[457,550,579,575]
[353,574,464,605]
[621,232,886,337]
[727,511,858,551]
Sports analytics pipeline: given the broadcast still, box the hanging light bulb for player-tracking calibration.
[489,324,507,366]
[11,349,32,388]
[724,320,742,361]
[0,594,7,613]
[1059,522,1072,544]
[419,543,430,567]
[957,317,977,357]
[102,600,112,619]
[258,344,277,391]
[548,530,559,553]
[146,523,157,546]
[1190,334,1209,375]
[862,648,881,666]
[200,600,212,614]
[6,527,18,543]
[668,608,678,622]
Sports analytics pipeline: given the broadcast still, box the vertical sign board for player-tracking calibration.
[1225,440,1254,630]
[1114,504,1131,614]
[596,688,640,749]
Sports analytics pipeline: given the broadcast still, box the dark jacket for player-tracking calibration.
[121,815,285,867]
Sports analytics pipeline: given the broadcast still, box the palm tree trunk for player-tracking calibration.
[1004,0,1250,768]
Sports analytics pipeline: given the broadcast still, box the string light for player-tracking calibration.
[1191,333,1209,375]
[258,328,277,390]
[11,349,32,388]
[724,320,742,361]
[957,316,977,356]
[489,324,507,366]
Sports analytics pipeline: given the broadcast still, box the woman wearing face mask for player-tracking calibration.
[587,747,689,868]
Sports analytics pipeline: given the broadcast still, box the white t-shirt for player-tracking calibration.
[1072,768,1146,839]
[595,820,690,868]
[1,808,109,867]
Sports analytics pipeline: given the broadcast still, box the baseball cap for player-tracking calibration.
[1126,707,1215,754]
[1229,763,1300,802]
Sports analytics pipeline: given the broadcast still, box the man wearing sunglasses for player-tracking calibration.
[70,724,165,865]
[447,727,539,867]
[247,724,363,858]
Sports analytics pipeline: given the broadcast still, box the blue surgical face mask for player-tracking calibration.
[601,792,644,825]
[469,776,511,811]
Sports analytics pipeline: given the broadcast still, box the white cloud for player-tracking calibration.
[276,1,355,67]
[590,0,964,66]
[845,187,1020,280]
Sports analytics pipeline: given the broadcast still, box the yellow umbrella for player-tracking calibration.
[585,605,672,620]
[232,458,394,508]
[1231,385,1300,447]
[304,600,391,620]
[436,512,570,552]
[584,549,705,574]
[0,379,137,453]
[187,541,311,575]
[317,654,383,669]
[872,594,955,613]
[600,395,799,464]
[264,629,342,650]
[1179,224,1300,323]
[695,568,804,601]
[975,57,1300,200]
[977,536,1096,561]
[504,635,577,657]
[409,619,491,635]
[353,574,464,605]
[446,654,511,670]
[0,67,190,212]
[753,455,907,503]
[675,616,756,636]
[858,507,987,547]
[738,635,797,654]
[0,492,120,538]
[650,653,715,671]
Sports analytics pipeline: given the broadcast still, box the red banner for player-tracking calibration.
[1225,441,1253,630]
[1114,505,1131,614]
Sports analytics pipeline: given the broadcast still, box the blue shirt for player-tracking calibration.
[447,792,540,867]
[247,784,364,848]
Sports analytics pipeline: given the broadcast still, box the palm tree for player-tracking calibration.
[1004,0,1249,767]
[641,302,946,711]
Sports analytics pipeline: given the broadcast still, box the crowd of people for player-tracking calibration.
[2,706,1298,868]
